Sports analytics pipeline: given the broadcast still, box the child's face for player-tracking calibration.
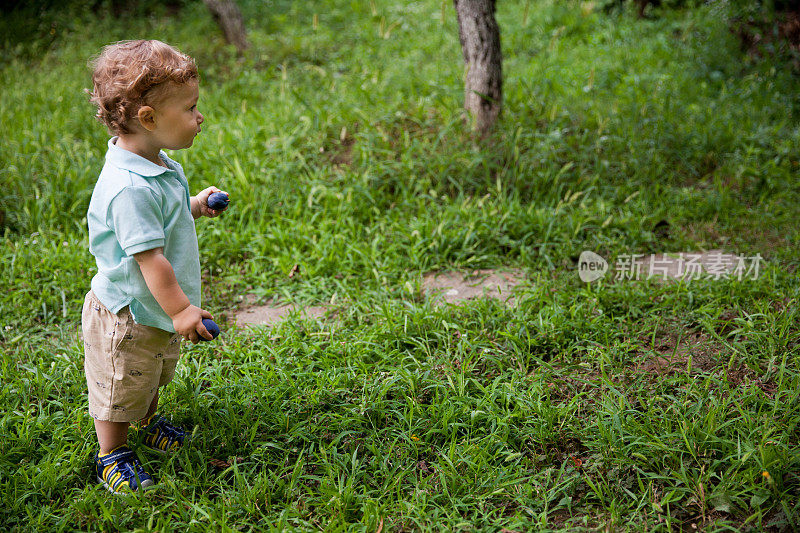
[151,79,204,150]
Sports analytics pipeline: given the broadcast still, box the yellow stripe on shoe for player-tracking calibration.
[94,446,154,494]
[141,415,188,454]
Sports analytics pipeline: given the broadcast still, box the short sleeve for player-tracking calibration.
[107,186,166,256]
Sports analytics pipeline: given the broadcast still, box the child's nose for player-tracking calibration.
[197,112,204,125]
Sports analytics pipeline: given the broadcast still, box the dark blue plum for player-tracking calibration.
[198,318,220,341]
[207,192,229,211]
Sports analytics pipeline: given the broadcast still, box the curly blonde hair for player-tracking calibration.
[88,40,198,135]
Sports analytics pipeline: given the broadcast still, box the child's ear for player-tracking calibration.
[137,106,157,131]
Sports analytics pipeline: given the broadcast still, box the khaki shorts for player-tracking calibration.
[82,290,182,422]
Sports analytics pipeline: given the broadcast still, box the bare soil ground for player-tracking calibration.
[232,252,749,326]
[233,298,330,327]
[421,268,526,306]
[233,268,526,326]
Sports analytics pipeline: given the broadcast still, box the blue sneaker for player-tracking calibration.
[95,446,154,494]
[140,415,187,454]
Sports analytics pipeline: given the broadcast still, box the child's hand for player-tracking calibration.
[171,304,215,344]
[193,186,229,218]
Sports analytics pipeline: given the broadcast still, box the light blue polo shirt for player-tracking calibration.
[87,137,201,332]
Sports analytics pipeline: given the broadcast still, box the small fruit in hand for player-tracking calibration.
[198,318,220,341]
[207,192,229,211]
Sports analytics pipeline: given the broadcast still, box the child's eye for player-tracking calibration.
[190,105,197,111]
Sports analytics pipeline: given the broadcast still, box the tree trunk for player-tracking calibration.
[203,0,249,53]
[453,0,502,136]
[635,0,660,18]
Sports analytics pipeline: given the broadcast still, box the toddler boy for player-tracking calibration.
[84,39,226,494]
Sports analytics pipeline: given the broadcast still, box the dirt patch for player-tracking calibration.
[681,220,791,262]
[683,222,730,248]
[322,124,357,168]
[633,320,777,396]
[233,300,330,327]
[422,269,525,305]
[232,268,525,326]
[637,328,722,375]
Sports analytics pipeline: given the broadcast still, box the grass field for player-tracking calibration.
[1,0,799,530]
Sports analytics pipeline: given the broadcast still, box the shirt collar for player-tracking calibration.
[105,136,174,177]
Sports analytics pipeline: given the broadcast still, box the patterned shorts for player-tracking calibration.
[82,290,182,422]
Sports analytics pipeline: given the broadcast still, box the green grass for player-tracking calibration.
[1,0,799,530]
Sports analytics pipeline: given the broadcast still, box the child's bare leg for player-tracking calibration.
[144,389,159,421]
[139,388,186,452]
[95,420,129,454]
